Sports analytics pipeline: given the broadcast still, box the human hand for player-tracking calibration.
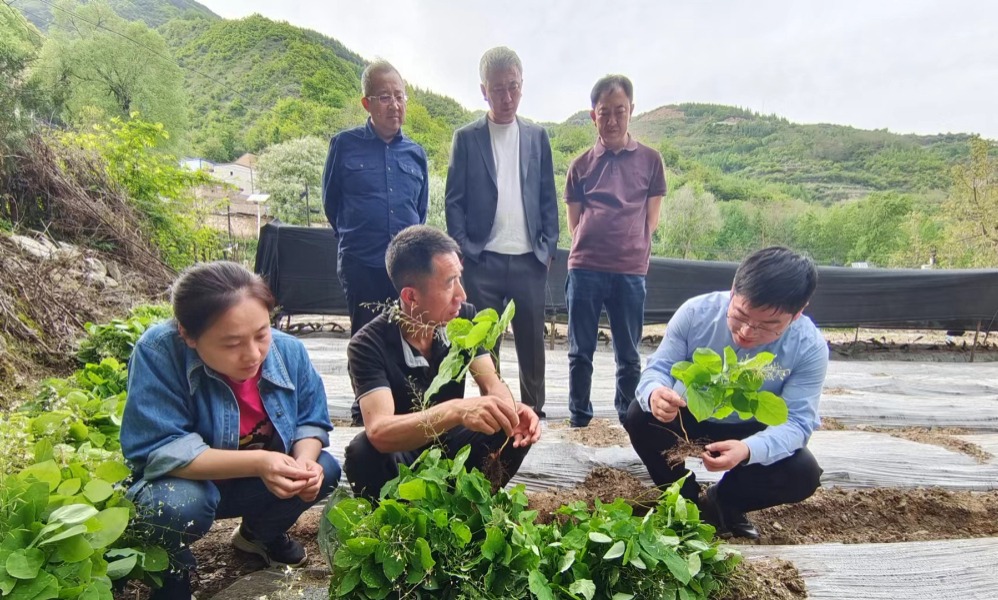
[702,440,750,472]
[294,456,325,503]
[511,404,541,448]
[257,452,313,499]
[457,395,519,436]
[649,387,686,423]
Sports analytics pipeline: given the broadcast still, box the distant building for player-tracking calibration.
[181,155,270,237]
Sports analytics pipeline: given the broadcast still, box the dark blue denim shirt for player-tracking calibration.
[120,321,332,482]
[322,119,429,267]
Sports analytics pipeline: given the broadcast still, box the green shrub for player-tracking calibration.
[76,304,172,365]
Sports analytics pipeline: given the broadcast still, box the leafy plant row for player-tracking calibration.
[322,447,740,600]
[0,305,172,599]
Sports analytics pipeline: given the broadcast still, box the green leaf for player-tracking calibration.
[18,460,62,491]
[527,570,555,600]
[464,321,492,348]
[498,300,516,333]
[85,507,129,549]
[450,521,472,546]
[140,546,170,572]
[692,347,723,374]
[397,479,426,501]
[49,503,100,526]
[336,568,361,596]
[611,594,635,600]
[83,479,114,504]
[684,386,714,422]
[106,554,138,579]
[6,548,44,579]
[39,524,87,546]
[344,537,379,557]
[445,318,474,347]
[414,537,434,571]
[482,527,505,560]
[661,549,692,584]
[687,552,702,577]
[53,533,93,563]
[558,550,576,573]
[754,391,789,425]
[383,552,405,581]
[34,439,54,463]
[57,478,82,497]
[588,532,612,544]
[6,569,58,599]
[473,308,499,323]
[742,351,775,369]
[94,461,131,484]
[723,346,738,369]
[450,445,471,476]
[569,579,596,600]
[603,540,626,560]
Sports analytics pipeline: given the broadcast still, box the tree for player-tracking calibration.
[31,0,187,148]
[256,136,327,224]
[656,185,721,259]
[942,138,998,265]
[0,4,42,153]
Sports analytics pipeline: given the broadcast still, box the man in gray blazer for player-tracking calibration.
[445,46,559,417]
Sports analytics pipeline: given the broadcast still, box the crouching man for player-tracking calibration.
[343,225,541,501]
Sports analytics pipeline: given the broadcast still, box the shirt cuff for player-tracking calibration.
[635,380,658,412]
[742,434,769,466]
[294,425,331,448]
[143,432,209,481]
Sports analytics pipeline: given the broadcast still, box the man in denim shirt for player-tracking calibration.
[624,247,826,541]
[323,60,430,335]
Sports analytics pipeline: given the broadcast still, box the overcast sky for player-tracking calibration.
[200,0,997,138]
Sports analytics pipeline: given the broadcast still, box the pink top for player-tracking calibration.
[223,372,276,451]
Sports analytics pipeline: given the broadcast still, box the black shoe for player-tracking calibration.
[701,485,760,541]
[231,525,307,567]
[150,570,195,600]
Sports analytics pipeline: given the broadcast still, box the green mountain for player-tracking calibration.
[629,103,972,203]
[15,0,217,31]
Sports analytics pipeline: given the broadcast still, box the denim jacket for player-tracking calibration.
[120,321,332,482]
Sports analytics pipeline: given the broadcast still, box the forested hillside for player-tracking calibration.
[14,0,217,31]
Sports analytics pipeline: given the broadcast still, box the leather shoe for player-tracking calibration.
[701,484,760,540]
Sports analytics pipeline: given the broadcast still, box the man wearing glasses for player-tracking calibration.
[624,246,827,541]
[323,60,429,336]
[445,47,559,418]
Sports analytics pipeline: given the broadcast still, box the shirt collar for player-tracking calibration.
[364,118,405,144]
[593,134,638,158]
[184,333,295,394]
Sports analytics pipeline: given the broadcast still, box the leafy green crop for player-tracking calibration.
[323,446,739,600]
[422,302,515,403]
[76,304,172,365]
[670,347,788,426]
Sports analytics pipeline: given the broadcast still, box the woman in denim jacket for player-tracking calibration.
[121,261,340,600]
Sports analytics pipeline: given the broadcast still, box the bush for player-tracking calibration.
[76,304,172,366]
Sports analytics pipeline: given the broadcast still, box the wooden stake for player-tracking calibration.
[971,320,981,363]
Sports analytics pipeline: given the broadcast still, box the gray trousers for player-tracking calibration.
[462,251,548,415]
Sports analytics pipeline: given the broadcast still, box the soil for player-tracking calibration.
[715,557,808,600]
[528,467,661,523]
[547,419,631,447]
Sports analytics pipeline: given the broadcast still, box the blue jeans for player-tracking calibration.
[566,268,646,426]
[128,451,341,572]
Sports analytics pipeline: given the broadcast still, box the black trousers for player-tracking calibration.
[462,251,549,415]
[623,400,822,513]
[343,426,531,502]
[338,253,398,336]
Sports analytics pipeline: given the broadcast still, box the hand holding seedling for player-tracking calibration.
[702,440,750,471]
[294,457,325,502]
[649,386,687,423]
[455,394,519,436]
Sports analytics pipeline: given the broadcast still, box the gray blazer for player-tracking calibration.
[444,116,559,265]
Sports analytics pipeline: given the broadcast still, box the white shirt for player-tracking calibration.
[484,119,532,255]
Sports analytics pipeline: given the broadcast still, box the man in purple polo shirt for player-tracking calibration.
[565,74,666,427]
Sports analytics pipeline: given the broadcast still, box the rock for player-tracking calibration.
[83,257,107,277]
[55,241,82,261]
[10,234,57,259]
[106,261,122,281]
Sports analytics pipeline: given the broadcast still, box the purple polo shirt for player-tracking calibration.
[564,136,666,276]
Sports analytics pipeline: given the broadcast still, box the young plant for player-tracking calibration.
[670,347,789,427]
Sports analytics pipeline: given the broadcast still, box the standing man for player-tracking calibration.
[445,47,559,418]
[323,60,429,336]
[624,247,826,540]
[565,75,666,427]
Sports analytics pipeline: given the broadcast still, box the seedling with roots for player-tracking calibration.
[664,346,789,467]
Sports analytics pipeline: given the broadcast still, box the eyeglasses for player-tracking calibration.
[487,81,522,98]
[727,309,788,337]
[367,93,408,106]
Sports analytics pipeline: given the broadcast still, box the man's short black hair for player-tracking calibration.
[386,225,460,293]
[732,246,817,314]
[590,74,633,108]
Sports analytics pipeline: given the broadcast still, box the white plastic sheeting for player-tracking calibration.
[740,538,998,600]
